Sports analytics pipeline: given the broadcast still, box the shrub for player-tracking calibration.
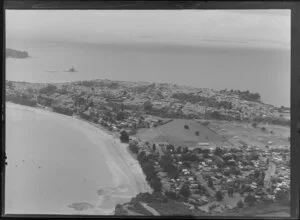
[215,190,224,201]
[149,176,162,192]
[181,153,199,162]
[244,194,256,207]
[208,178,214,189]
[143,100,153,111]
[165,191,178,200]
[179,184,190,197]
[195,131,200,136]
[52,105,73,116]
[184,125,189,130]
[237,200,244,208]
[201,121,210,126]
[261,127,267,132]
[129,141,139,154]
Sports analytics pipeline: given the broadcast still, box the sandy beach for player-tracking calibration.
[5,102,151,215]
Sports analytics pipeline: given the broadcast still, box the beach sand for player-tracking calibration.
[5,102,151,215]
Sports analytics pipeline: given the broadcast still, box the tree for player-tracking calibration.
[244,194,256,207]
[149,177,162,192]
[202,121,210,126]
[252,122,257,128]
[39,84,57,94]
[160,156,179,179]
[213,147,224,157]
[142,162,157,181]
[237,200,244,208]
[129,141,139,154]
[152,144,156,152]
[211,111,221,120]
[184,125,189,130]
[120,130,129,143]
[215,190,224,201]
[195,131,200,136]
[261,127,267,132]
[137,151,146,163]
[143,100,153,111]
[275,189,288,201]
[179,184,190,197]
[208,178,214,189]
[165,191,178,200]
[116,111,126,121]
[183,161,191,168]
[167,144,175,151]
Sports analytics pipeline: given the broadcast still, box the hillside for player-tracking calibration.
[136,119,227,148]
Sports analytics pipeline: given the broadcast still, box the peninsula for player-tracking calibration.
[5,79,290,216]
[6,48,29,59]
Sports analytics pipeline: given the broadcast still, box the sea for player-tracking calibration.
[6,39,290,107]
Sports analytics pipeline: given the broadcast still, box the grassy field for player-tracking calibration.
[205,120,289,149]
[225,201,290,217]
[136,118,289,149]
[136,119,227,148]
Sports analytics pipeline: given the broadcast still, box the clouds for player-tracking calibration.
[6,10,290,49]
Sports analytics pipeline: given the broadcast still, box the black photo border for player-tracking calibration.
[1,1,299,219]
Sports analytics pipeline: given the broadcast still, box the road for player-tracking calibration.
[192,168,215,198]
[264,161,276,189]
[140,202,160,216]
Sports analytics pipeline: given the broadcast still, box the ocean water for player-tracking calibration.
[5,103,117,215]
[6,40,290,107]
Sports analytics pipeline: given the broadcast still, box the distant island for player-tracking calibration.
[6,48,29,59]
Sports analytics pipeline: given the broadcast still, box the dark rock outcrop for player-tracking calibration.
[6,48,29,59]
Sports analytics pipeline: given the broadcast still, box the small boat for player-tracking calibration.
[67,67,77,72]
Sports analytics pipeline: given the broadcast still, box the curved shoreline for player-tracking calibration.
[6,102,152,215]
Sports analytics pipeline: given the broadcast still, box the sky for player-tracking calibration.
[6,9,290,49]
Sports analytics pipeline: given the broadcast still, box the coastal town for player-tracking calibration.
[5,79,290,216]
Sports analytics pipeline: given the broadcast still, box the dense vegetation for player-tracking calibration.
[6,93,37,107]
[172,93,233,110]
[52,105,73,116]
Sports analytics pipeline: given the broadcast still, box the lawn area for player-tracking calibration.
[223,201,290,217]
[207,120,289,149]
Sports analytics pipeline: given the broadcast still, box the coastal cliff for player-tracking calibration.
[6,48,29,58]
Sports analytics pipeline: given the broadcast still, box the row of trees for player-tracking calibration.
[52,105,73,116]
[126,138,162,192]
[6,93,37,107]
[137,151,162,192]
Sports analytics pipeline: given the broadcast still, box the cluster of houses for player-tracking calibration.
[7,80,289,127]
[136,139,290,211]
